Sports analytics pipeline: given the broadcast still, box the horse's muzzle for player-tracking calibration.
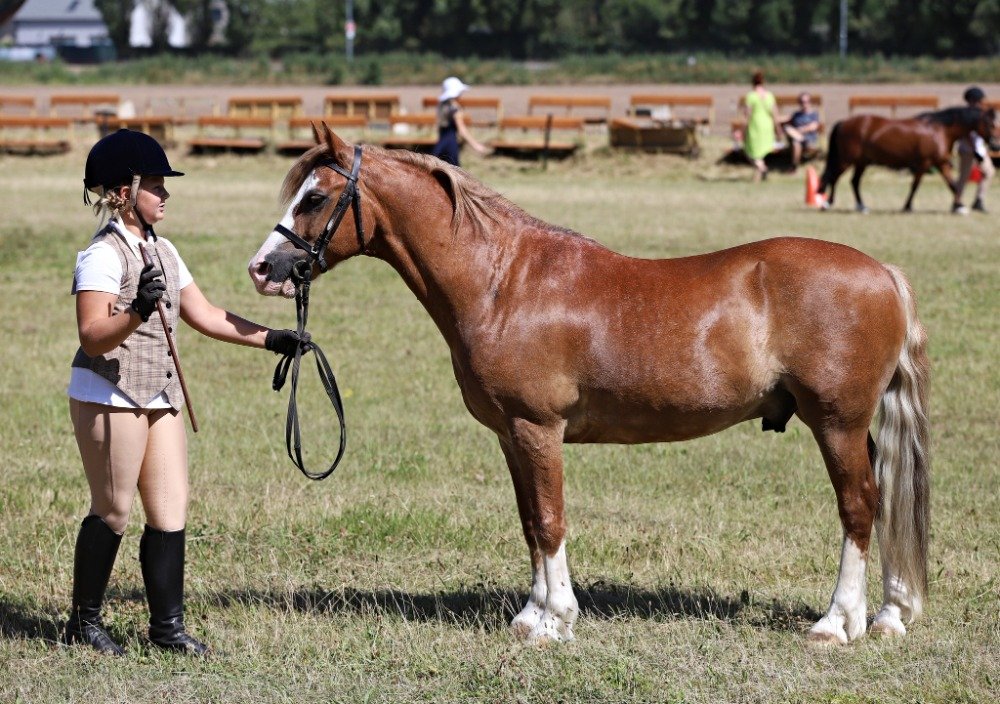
[249,250,306,297]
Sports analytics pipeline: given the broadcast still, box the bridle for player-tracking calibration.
[273,145,368,272]
[268,145,366,481]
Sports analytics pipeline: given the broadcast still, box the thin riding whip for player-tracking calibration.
[139,243,199,432]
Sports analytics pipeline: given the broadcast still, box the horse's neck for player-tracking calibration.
[373,174,515,344]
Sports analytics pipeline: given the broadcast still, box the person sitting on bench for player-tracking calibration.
[781,92,820,172]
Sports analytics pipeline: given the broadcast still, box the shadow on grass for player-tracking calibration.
[211,581,821,633]
[0,597,62,642]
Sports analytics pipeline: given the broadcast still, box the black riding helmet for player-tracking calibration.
[963,86,986,105]
[83,128,183,204]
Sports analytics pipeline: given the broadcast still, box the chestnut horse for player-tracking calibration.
[249,126,930,645]
[820,106,1000,212]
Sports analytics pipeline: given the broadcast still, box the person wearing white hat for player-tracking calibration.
[431,76,489,166]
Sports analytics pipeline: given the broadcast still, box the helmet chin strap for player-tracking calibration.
[128,174,156,241]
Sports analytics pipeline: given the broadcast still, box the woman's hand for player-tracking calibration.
[130,263,166,322]
[265,329,311,356]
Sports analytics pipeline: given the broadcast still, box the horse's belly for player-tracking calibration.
[562,390,770,444]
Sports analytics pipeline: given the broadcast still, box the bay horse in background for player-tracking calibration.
[249,125,931,646]
[820,106,1000,212]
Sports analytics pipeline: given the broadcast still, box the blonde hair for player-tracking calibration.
[90,187,129,219]
[89,174,140,220]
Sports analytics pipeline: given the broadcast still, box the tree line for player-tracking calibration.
[98,0,1000,59]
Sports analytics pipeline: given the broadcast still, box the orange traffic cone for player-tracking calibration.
[805,166,824,207]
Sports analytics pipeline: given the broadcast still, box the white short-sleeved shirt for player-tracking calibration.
[68,220,194,408]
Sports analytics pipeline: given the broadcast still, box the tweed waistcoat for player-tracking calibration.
[72,226,184,410]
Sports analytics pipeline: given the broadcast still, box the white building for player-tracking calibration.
[2,0,108,48]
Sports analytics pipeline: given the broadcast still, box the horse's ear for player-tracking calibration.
[311,121,322,145]
[321,123,351,163]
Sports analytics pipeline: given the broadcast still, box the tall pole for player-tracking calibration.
[839,0,848,59]
[345,0,355,63]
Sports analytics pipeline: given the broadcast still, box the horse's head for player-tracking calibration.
[249,124,368,297]
[976,107,1000,152]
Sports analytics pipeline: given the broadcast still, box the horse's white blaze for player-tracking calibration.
[527,541,578,643]
[809,537,867,643]
[511,557,547,637]
[248,171,319,297]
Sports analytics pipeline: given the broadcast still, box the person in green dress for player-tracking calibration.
[739,70,782,182]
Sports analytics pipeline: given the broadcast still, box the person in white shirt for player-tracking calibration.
[65,129,307,656]
[952,86,995,214]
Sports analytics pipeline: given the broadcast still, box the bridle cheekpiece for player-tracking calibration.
[273,144,367,275]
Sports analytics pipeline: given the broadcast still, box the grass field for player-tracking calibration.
[0,137,997,703]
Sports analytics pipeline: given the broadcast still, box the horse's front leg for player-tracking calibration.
[507,418,578,644]
[498,438,547,638]
[903,170,925,212]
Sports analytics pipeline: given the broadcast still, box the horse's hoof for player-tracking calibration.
[510,618,535,641]
[870,610,907,638]
[526,618,574,645]
[855,206,870,214]
[806,629,848,646]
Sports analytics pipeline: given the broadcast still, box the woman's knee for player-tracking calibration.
[93,505,132,534]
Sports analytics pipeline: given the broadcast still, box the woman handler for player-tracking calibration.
[65,129,305,655]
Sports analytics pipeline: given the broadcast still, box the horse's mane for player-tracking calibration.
[917,106,983,126]
[281,143,584,241]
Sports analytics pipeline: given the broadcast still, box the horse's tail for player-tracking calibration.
[874,264,931,615]
[820,121,841,190]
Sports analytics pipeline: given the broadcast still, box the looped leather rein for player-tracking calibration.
[268,146,366,481]
[271,265,346,481]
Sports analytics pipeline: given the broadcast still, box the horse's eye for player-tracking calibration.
[299,192,327,213]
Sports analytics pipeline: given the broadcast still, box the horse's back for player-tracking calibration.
[834,114,945,167]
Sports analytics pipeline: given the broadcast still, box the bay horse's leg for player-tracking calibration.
[851,164,869,213]
[902,171,925,212]
[498,438,547,638]
[507,418,578,644]
[803,423,879,644]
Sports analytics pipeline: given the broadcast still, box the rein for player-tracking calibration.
[269,145,366,480]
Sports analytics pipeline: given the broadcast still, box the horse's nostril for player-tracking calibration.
[256,262,271,276]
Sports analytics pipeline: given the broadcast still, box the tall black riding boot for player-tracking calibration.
[63,515,125,655]
[140,525,209,655]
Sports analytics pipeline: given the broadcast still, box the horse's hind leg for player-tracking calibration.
[802,421,879,644]
[851,165,869,213]
[505,418,578,644]
[498,438,547,638]
[902,171,924,212]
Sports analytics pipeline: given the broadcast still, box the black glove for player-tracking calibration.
[130,263,166,322]
[265,329,311,356]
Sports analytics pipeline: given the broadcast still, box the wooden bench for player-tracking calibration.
[528,95,612,125]
[0,115,73,155]
[227,96,303,121]
[0,95,38,116]
[489,115,584,160]
[276,115,369,156]
[324,94,400,122]
[49,93,120,121]
[628,94,714,126]
[609,117,699,156]
[847,95,939,117]
[421,95,503,126]
[94,115,176,148]
[189,116,274,154]
[381,113,439,153]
